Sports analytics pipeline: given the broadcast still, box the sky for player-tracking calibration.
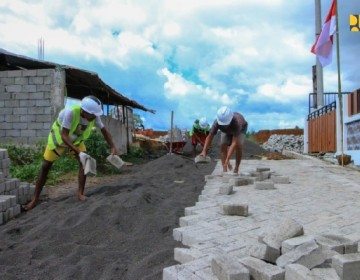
[1,0,360,132]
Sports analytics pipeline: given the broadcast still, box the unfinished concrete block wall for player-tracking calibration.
[0,68,65,145]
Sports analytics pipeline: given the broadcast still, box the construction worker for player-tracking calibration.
[189,117,210,156]
[22,95,118,211]
[200,106,248,174]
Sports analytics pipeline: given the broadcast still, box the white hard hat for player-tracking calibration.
[217,106,233,125]
[199,117,208,129]
[81,96,103,116]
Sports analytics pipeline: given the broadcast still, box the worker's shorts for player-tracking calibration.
[191,134,207,146]
[43,142,86,162]
[220,130,246,146]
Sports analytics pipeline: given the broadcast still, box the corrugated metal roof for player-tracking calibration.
[0,48,155,113]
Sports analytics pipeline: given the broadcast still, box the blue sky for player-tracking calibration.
[1,0,360,132]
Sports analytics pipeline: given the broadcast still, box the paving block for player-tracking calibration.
[259,218,304,252]
[219,184,233,195]
[220,203,248,216]
[285,264,310,280]
[310,267,340,280]
[256,167,271,172]
[163,264,203,280]
[255,180,275,190]
[282,235,315,254]
[204,175,215,181]
[211,254,250,280]
[332,253,360,280]
[276,240,326,269]
[271,175,290,184]
[248,242,280,264]
[174,248,204,264]
[239,256,285,280]
[252,171,271,181]
[229,177,249,187]
[315,234,358,254]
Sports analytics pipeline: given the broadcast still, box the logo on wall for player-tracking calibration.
[350,14,360,31]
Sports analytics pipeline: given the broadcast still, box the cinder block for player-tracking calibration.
[211,254,250,280]
[255,180,275,190]
[0,182,5,194]
[220,203,248,216]
[332,253,360,280]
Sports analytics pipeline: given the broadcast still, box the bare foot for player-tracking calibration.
[22,200,37,211]
[233,167,239,174]
[77,193,87,201]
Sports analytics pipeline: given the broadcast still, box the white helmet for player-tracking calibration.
[199,117,208,129]
[81,96,103,116]
[217,106,233,125]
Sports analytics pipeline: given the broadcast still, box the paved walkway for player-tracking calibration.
[163,154,360,279]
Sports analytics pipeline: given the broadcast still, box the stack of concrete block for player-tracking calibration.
[0,148,34,225]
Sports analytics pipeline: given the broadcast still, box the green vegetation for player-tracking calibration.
[245,130,258,143]
[0,130,145,185]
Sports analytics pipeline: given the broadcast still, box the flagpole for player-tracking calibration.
[334,0,344,166]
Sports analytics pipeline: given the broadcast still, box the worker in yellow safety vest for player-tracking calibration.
[22,96,118,211]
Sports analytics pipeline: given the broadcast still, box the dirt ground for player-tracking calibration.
[0,136,278,280]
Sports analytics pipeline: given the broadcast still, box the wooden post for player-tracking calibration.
[169,111,174,154]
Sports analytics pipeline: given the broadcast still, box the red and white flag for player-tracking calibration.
[311,0,336,67]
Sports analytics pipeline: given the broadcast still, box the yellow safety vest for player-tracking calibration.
[47,105,95,149]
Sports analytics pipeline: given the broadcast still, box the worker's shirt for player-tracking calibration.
[189,123,210,137]
[59,108,104,142]
[209,112,248,137]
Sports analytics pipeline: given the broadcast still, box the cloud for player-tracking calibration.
[0,0,359,133]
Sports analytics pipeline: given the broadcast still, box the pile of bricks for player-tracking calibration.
[0,148,34,225]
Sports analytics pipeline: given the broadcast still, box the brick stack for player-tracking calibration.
[0,148,34,225]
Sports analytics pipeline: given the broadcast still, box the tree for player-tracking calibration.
[133,113,144,130]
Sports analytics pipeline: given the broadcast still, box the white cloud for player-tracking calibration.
[0,0,359,132]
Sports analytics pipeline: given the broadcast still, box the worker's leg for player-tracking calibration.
[234,133,245,174]
[77,160,87,201]
[191,135,197,157]
[192,145,196,157]
[75,142,87,201]
[220,133,232,172]
[22,145,66,211]
[22,160,53,211]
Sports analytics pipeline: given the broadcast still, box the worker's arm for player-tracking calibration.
[200,133,213,157]
[61,128,82,155]
[100,126,118,155]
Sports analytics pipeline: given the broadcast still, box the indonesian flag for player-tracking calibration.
[311,0,336,67]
